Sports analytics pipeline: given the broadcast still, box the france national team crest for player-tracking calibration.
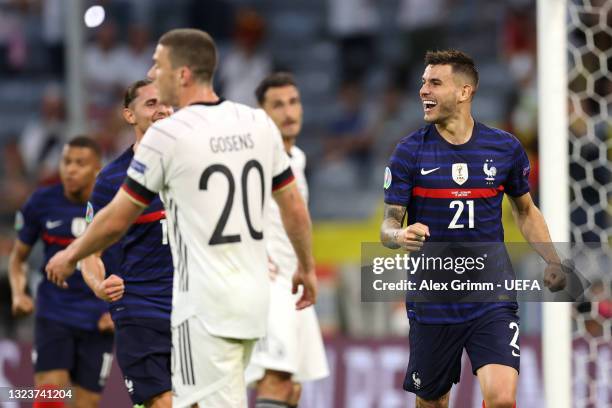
[483,159,497,184]
[411,371,422,390]
[452,163,468,185]
[71,218,87,237]
[384,166,392,189]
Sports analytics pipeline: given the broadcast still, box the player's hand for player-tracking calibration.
[268,256,279,281]
[45,249,77,288]
[396,223,430,252]
[95,274,125,302]
[292,264,317,310]
[97,312,115,333]
[544,262,567,292]
[11,294,34,317]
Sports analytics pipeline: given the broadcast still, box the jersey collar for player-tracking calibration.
[189,98,225,107]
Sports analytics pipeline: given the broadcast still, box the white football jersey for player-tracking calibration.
[266,146,308,285]
[124,100,293,339]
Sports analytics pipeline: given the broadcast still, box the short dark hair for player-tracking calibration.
[124,79,152,108]
[424,49,479,88]
[66,136,101,158]
[255,72,298,104]
[159,28,217,83]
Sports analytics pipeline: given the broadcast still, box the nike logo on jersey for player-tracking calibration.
[420,167,440,175]
[45,220,63,229]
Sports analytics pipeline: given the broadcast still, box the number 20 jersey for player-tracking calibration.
[384,122,531,323]
[124,100,294,339]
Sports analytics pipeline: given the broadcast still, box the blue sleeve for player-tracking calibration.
[383,142,415,207]
[504,143,531,197]
[16,193,41,246]
[89,176,117,215]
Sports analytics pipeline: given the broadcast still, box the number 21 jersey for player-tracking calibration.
[384,122,531,323]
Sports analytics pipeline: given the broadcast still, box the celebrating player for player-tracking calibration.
[245,73,329,408]
[381,50,565,408]
[80,79,174,407]
[46,28,316,408]
[9,136,113,408]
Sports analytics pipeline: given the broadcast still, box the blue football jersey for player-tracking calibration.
[16,184,108,330]
[384,122,531,323]
[89,147,173,322]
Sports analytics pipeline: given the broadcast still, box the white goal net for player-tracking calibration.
[567,0,612,407]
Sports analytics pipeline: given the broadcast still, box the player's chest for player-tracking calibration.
[41,206,88,238]
[414,149,511,189]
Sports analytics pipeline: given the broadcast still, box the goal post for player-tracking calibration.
[537,1,571,408]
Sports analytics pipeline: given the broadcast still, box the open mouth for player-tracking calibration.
[423,100,437,113]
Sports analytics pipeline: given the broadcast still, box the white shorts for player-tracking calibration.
[245,279,329,384]
[172,316,256,408]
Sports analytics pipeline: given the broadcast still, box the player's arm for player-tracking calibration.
[509,193,560,263]
[509,192,565,290]
[380,204,430,251]
[273,182,317,309]
[8,240,34,317]
[81,254,124,302]
[46,189,144,286]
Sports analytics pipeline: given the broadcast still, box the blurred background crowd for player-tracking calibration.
[0,0,609,344]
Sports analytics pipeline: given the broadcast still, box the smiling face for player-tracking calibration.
[261,85,303,141]
[124,82,173,136]
[420,64,474,125]
[147,44,179,106]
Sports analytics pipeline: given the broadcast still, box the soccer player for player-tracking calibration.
[245,73,329,408]
[80,79,174,407]
[8,136,113,408]
[380,50,565,408]
[46,28,316,408]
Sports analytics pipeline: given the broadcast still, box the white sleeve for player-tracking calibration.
[124,124,175,205]
[267,117,294,192]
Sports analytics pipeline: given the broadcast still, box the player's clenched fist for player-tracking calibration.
[45,248,76,288]
[95,274,125,302]
[543,262,567,292]
[394,223,430,252]
[11,294,34,317]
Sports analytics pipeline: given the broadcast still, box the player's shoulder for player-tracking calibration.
[23,183,63,214]
[391,125,430,160]
[290,145,306,160]
[396,125,430,147]
[148,113,187,139]
[98,147,132,182]
[31,183,63,201]
[290,145,307,167]
[477,122,524,150]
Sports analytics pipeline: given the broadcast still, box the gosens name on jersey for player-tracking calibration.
[123,99,294,339]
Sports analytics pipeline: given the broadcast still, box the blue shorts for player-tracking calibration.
[34,316,114,393]
[404,306,521,400]
[115,318,171,405]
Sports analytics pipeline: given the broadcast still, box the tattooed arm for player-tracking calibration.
[380,203,430,251]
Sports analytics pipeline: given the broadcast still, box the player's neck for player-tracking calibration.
[64,187,92,205]
[435,115,475,145]
[133,129,145,152]
[283,137,295,154]
[178,84,220,108]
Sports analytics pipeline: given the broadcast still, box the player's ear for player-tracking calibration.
[460,84,474,102]
[178,66,190,86]
[122,108,136,125]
